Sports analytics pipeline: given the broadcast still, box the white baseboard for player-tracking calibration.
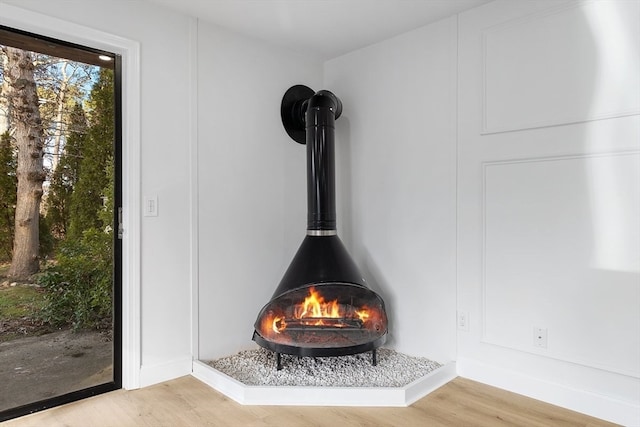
[139,356,193,388]
[192,360,456,406]
[456,357,640,426]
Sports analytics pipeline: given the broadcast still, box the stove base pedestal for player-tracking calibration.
[274,349,378,371]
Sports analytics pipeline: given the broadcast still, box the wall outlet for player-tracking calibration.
[457,311,469,331]
[533,327,548,348]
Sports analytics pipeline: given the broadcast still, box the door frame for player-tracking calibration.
[0,2,142,390]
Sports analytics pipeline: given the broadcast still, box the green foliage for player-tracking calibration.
[38,228,112,330]
[38,66,115,331]
[46,102,88,239]
[0,132,16,262]
[38,214,55,259]
[67,68,114,240]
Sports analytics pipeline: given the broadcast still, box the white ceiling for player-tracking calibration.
[146,0,490,60]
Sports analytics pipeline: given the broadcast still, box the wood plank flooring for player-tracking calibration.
[3,376,616,426]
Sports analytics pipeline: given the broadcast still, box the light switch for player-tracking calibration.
[144,196,158,217]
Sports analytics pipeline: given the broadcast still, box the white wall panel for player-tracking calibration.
[483,152,640,376]
[458,1,640,424]
[482,1,640,134]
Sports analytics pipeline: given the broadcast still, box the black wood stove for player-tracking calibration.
[252,85,388,370]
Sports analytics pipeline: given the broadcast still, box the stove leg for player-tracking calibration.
[276,352,282,370]
[372,349,377,366]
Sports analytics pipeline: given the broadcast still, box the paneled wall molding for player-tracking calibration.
[480,110,640,137]
[478,329,640,379]
[481,0,640,135]
[480,150,640,378]
[481,149,640,168]
[460,1,640,422]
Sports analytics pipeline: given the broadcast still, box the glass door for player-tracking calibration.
[0,25,121,421]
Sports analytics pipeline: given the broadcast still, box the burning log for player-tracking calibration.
[281,317,364,331]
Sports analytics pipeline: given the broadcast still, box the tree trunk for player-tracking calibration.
[0,52,11,135]
[51,60,69,172]
[4,47,45,279]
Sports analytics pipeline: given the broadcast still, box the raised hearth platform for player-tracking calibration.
[192,349,456,406]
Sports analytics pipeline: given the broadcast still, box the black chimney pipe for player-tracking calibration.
[306,90,342,233]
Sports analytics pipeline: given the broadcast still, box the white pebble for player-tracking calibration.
[207,348,441,387]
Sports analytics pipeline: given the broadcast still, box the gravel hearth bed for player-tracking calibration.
[207,348,441,387]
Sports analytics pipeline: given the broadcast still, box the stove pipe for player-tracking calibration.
[305,89,341,232]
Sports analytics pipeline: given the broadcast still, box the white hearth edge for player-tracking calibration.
[191,359,457,406]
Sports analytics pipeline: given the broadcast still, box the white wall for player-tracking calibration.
[1,0,194,386]
[323,17,458,363]
[456,1,640,425]
[196,22,322,360]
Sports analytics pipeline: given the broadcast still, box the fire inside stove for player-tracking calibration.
[254,284,387,351]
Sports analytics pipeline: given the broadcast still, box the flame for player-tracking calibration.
[272,316,286,334]
[260,310,286,337]
[355,309,369,322]
[295,287,341,320]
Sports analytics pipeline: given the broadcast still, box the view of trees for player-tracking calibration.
[0,43,115,329]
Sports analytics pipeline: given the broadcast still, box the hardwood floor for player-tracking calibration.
[3,376,616,427]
